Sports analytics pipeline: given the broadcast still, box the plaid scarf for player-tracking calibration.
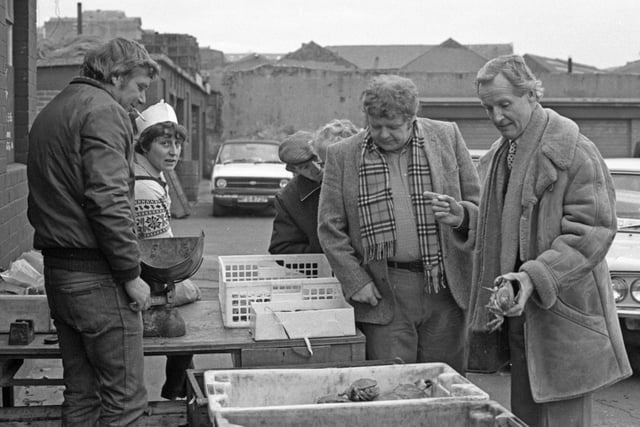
[357,121,445,292]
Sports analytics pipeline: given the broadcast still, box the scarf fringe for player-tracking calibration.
[364,240,395,263]
[424,268,447,294]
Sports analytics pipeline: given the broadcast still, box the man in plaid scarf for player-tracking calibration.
[318,75,480,373]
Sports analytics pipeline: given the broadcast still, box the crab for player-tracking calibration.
[316,394,351,404]
[484,277,517,332]
[342,378,380,402]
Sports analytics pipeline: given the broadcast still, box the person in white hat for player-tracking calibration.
[133,100,200,400]
[133,100,185,238]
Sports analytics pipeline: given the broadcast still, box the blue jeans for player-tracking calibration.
[44,267,147,426]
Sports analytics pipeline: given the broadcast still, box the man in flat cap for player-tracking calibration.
[269,122,359,254]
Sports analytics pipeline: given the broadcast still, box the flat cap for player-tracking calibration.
[278,131,316,165]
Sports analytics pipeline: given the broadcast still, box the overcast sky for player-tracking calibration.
[37,0,639,69]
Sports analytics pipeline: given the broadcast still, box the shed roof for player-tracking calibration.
[524,54,601,74]
[326,42,512,70]
[401,38,489,72]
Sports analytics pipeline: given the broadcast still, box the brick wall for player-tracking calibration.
[218,66,640,141]
[0,0,37,269]
[0,164,31,267]
[36,89,59,114]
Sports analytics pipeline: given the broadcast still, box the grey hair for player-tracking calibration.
[475,55,544,101]
[361,74,419,122]
[313,119,361,162]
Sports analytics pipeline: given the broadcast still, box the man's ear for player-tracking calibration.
[111,75,122,86]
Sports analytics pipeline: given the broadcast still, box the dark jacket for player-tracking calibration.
[269,175,322,254]
[27,76,141,282]
[318,118,480,324]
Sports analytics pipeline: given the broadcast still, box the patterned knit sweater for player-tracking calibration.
[133,153,173,239]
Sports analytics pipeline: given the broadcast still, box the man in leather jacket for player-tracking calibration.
[27,38,159,426]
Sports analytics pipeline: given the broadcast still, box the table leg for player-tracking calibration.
[230,351,241,368]
[0,358,24,408]
[1,385,14,407]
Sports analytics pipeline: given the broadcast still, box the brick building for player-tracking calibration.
[43,10,141,43]
[142,32,201,77]
[0,0,37,268]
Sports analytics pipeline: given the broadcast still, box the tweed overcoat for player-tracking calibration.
[318,118,480,324]
[469,106,632,402]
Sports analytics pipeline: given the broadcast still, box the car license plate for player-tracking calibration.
[238,195,268,203]
[625,318,640,330]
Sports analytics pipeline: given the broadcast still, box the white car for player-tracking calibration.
[210,139,292,216]
[604,158,640,370]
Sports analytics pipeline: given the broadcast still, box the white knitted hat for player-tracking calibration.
[135,100,178,135]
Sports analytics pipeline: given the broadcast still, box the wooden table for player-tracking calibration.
[0,300,366,407]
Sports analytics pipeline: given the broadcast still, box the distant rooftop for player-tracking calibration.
[326,42,513,70]
[524,54,602,74]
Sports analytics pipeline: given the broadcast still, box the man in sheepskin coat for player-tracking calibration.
[467,55,631,427]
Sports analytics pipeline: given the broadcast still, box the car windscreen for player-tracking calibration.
[218,143,281,164]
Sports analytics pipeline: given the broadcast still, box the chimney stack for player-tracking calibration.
[77,2,82,35]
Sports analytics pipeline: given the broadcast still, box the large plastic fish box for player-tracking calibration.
[213,399,526,427]
[205,362,499,427]
[217,254,338,328]
[249,297,355,341]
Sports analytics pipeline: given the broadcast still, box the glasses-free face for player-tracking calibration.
[478,73,536,141]
[367,115,413,152]
[144,136,182,172]
[110,68,151,111]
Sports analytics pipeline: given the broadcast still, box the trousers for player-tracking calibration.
[359,267,467,374]
[508,315,592,427]
[44,267,147,426]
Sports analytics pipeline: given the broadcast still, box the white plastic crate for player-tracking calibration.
[205,363,498,427]
[218,254,340,328]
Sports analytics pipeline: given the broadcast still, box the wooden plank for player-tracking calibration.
[0,400,186,426]
[165,169,191,219]
[0,300,366,359]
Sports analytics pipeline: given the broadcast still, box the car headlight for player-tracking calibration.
[216,178,227,188]
[631,279,640,303]
[279,179,289,188]
[611,277,628,303]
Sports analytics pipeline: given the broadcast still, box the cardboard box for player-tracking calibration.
[249,298,355,341]
[0,295,52,333]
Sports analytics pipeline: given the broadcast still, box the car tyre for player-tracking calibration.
[212,198,227,217]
